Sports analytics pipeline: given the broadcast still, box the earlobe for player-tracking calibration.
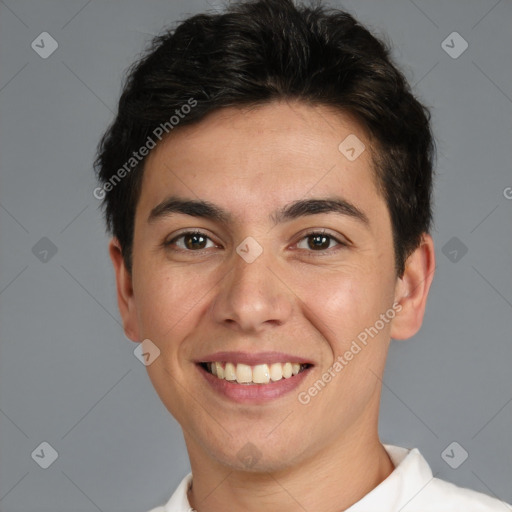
[109,238,140,342]
[390,234,436,340]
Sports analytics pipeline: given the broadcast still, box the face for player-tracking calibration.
[111,100,433,473]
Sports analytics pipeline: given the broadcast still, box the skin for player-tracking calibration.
[110,100,435,512]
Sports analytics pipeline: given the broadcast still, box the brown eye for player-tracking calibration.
[296,230,346,253]
[307,233,331,250]
[166,231,215,251]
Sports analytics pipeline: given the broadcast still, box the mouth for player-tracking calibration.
[198,361,312,385]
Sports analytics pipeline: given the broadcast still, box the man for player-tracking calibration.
[94,0,511,510]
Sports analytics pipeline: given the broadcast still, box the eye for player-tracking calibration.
[164,229,347,254]
[295,230,347,254]
[165,230,217,251]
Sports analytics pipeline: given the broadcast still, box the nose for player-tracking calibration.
[210,243,293,333]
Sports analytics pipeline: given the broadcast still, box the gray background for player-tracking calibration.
[0,0,511,510]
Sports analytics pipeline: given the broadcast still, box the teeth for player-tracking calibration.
[252,364,270,384]
[204,361,307,384]
[236,363,253,383]
[214,362,224,379]
[269,362,283,381]
[224,362,236,381]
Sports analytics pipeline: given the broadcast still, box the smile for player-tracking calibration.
[200,361,310,385]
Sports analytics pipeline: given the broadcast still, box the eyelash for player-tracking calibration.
[164,229,347,256]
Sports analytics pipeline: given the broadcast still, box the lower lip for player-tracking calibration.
[197,364,312,404]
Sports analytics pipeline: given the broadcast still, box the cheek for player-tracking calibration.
[133,265,202,343]
[304,265,395,355]
[311,270,379,326]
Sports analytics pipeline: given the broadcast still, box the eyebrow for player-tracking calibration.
[148,195,370,227]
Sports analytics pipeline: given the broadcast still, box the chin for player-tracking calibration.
[203,433,306,474]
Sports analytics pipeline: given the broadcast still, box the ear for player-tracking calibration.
[109,238,140,342]
[390,233,435,340]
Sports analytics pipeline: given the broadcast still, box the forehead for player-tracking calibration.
[136,101,385,226]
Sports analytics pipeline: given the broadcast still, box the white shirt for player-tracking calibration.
[147,444,511,511]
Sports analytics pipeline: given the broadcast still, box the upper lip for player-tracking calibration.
[195,351,314,366]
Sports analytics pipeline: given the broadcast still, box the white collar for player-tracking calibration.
[346,444,433,510]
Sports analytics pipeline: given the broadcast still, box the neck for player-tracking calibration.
[186,432,394,512]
